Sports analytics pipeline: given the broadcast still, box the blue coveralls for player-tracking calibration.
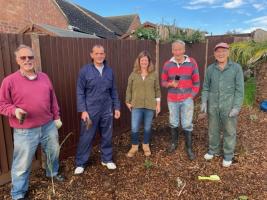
[75,62,120,167]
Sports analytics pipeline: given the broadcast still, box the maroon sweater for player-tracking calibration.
[0,71,60,128]
[161,56,200,102]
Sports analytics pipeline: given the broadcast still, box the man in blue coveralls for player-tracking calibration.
[74,45,121,174]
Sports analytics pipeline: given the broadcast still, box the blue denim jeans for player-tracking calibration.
[11,121,60,200]
[131,108,154,144]
[168,98,194,131]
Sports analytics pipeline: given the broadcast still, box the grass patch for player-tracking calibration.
[244,77,256,107]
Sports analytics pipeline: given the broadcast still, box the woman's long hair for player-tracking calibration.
[133,51,154,74]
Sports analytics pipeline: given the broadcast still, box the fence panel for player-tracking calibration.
[39,36,156,158]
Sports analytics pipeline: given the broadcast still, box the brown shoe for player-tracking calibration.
[142,144,151,157]
[126,145,139,157]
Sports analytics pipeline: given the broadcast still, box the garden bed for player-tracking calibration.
[0,106,266,200]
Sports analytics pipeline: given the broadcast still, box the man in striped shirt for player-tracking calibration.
[161,40,200,160]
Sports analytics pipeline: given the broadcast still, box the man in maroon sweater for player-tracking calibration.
[161,40,200,160]
[0,45,64,200]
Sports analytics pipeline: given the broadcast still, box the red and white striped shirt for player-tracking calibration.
[161,56,200,102]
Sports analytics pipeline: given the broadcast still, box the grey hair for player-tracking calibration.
[91,44,105,52]
[172,40,185,48]
[14,44,33,57]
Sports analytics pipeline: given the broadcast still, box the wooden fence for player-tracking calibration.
[38,36,156,159]
[0,33,225,185]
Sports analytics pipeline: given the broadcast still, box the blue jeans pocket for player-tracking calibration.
[14,128,28,135]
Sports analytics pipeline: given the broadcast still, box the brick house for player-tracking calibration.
[107,14,141,38]
[0,0,141,39]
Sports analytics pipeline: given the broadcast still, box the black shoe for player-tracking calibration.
[184,131,195,160]
[187,148,195,160]
[167,128,179,153]
[52,174,65,182]
[17,191,29,200]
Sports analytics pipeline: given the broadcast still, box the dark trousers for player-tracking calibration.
[75,108,113,167]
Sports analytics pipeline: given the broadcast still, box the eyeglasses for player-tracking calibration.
[19,56,34,61]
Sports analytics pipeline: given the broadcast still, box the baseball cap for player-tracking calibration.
[214,42,229,51]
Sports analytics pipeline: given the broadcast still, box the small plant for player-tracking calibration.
[46,132,73,195]
[59,132,73,149]
[249,114,258,121]
[176,177,184,188]
[236,143,247,156]
[144,159,153,169]
[47,153,56,195]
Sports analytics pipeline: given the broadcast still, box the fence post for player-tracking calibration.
[31,33,46,169]
[204,38,209,76]
[31,33,42,72]
[155,38,160,73]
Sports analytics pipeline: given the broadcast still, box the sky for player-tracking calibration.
[72,0,267,35]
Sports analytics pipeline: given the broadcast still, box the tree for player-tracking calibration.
[230,40,267,68]
[134,28,159,40]
[134,26,205,44]
[230,40,267,102]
